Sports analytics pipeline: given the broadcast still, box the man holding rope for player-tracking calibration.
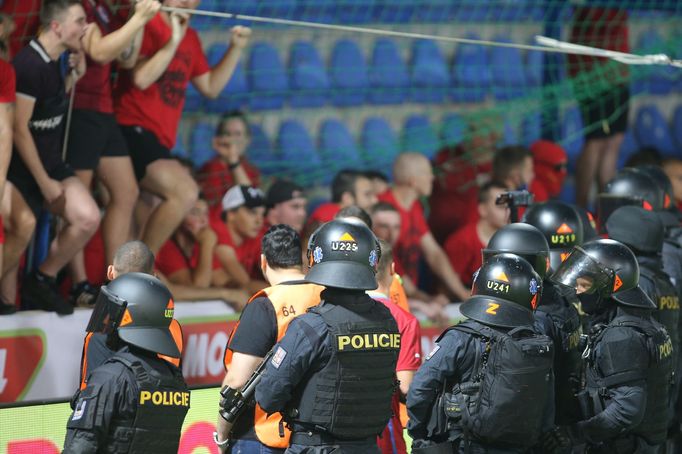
[113,0,251,255]
[10,0,100,314]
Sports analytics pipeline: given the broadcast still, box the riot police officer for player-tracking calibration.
[407,253,554,453]
[63,273,190,453]
[549,239,673,453]
[606,205,680,443]
[255,219,400,454]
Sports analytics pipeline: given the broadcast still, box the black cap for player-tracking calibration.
[606,205,664,253]
[266,180,304,208]
[222,185,266,211]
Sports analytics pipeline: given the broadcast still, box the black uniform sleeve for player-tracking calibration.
[229,297,278,357]
[255,314,329,414]
[13,50,43,99]
[577,327,650,443]
[63,364,136,453]
[406,329,474,441]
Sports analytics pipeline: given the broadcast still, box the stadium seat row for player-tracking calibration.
[174,104,682,187]
[190,0,546,30]
[184,36,546,112]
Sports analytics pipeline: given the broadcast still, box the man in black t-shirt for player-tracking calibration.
[10,0,100,314]
[215,225,323,453]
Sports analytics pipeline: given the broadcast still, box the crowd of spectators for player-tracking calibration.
[2,0,661,324]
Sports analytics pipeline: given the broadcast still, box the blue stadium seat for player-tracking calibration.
[410,40,449,103]
[247,124,279,176]
[452,0,493,22]
[450,33,491,103]
[183,82,203,113]
[362,117,399,175]
[402,115,439,159]
[616,130,640,169]
[501,116,518,146]
[561,106,585,173]
[520,111,541,146]
[205,44,248,112]
[441,113,467,146]
[632,30,676,95]
[329,39,368,107]
[171,130,187,159]
[368,39,410,105]
[288,41,330,108]
[415,0,454,22]
[319,119,363,182]
[257,0,298,19]
[490,36,527,101]
[248,42,288,111]
[216,0,258,16]
[189,121,216,168]
[190,0,219,30]
[526,48,543,88]
[634,105,676,156]
[557,177,576,205]
[332,0,376,23]
[296,0,335,23]
[277,120,321,183]
[673,105,682,149]
[373,0,414,23]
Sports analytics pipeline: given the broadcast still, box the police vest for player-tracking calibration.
[290,299,400,440]
[640,265,680,366]
[104,351,189,453]
[586,314,673,445]
[536,281,583,425]
[223,281,323,448]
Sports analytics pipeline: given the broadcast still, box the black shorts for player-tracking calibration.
[578,85,630,140]
[7,155,75,218]
[66,109,129,170]
[119,125,172,181]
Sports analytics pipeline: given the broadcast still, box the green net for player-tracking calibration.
[3,1,681,194]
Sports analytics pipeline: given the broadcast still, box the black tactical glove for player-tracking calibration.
[542,425,584,453]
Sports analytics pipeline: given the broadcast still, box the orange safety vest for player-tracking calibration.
[223,281,324,448]
[389,274,410,313]
[79,319,184,390]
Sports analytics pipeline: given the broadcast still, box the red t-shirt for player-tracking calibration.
[0,1,40,58]
[74,0,124,113]
[308,202,341,225]
[378,190,429,285]
[197,157,262,207]
[444,222,485,288]
[371,294,421,454]
[114,13,210,148]
[430,145,492,243]
[568,7,629,77]
[210,209,263,279]
[0,60,16,103]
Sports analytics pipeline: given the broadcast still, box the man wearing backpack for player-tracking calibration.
[407,253,555,453]
[547,239,673,453]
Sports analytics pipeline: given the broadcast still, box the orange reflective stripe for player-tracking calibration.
[390,275,410,313]
[223,282,323,447]
[80,332,94,390]
[158,319,184,367]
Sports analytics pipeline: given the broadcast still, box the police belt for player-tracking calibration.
[290,431,375,446]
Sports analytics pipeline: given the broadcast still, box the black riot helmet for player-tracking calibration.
[305,218,381,290]
[461,253,542,328]
[86,273,180,358]
[522,201,584,272]
[482,223,550,279]
[598,168,664,232]
[606,206,664,254]
[551,239,655,311]
[637,165,680,227]
[574,205,599,241]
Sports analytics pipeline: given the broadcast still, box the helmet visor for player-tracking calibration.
[86,286,128,334]
[550,247,613,295]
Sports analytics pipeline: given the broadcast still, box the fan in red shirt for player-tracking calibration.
[429,118,498,243]
[305,169,377,242]
[529,140,568,203]
[113,3,251,256]
[368,239,422,454]
[378,153,470,301]
[265,180,307,233]
[210,185,268,293]
[197,111,261,207]
[444,181,510,289]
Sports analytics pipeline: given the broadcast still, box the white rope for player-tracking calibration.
[160,5,682,68]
